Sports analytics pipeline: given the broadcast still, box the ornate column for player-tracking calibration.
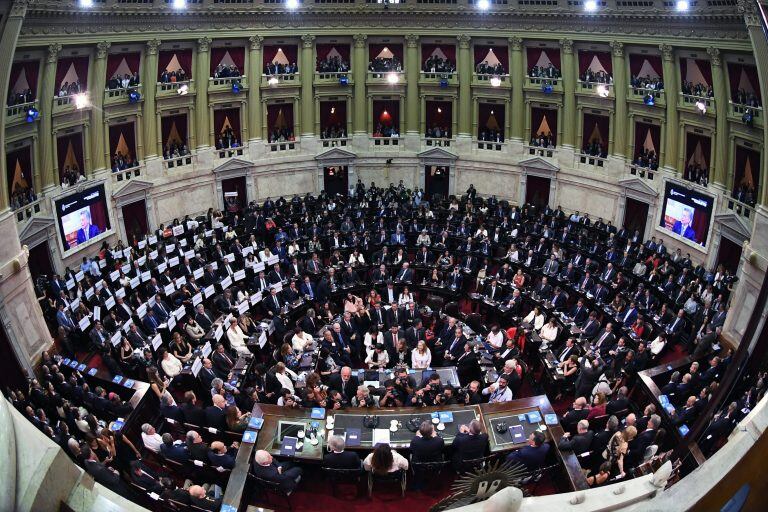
[89,42,110,171]
[39,43,61,191]
[457,34,472,137]
[247,36,264,141]
[610,41,628,159]
[300,35,316,137]
[560,39,576,148]
[195,37,211,148]
[142,39,160,159]
[660,43,679,172]
[352,34,367,135]
[405,34,420,135]
[509,36,525,142]
[708,47,729,188]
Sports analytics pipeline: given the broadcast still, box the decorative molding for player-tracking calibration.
[146,38,162,56]
[714,211,751,243]
[559,39,573,55]
[249,35,264,51]
[508,36,523,52]
[96,41,111,59]
[617,177,658,199]
[111,179,154,200]
[197,36,212,53]
[46,43,62,64]
[610,40,624,58]
[707,46,721,66]
[17,216,55,246]
[353,34,367,49]
[659,43,674,62]
[418,146,458,162]
[737,0,760,27]
[10,0,30,18]
[301,34,316,48]
[457,34,471,50]
[519,156,559,174]
[315,147,357,161]
[405,34,419,48]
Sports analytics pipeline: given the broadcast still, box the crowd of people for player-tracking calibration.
[58,81,83,97]
[60,166,87,188]
[163,142,191,161]
[111,151,138,173]
[159,68,188,83]
[581,70,612,84]
[731,89,761,108]
[320,124,347,140]
[267,128,295,144]
[530,131,555,149]
[7,88,34,106]
[529,64,561,79]
[425,125,451,139]
[630,75,664,91]
[732,183,756,206]
[369,56,402,73]
[632,148,659,170]
[475,60,505,75]
[681,81,714,98]
[264,62,298,75]
[107,73,140,90]
[216,126,241,150]
[478,128,504,143]
[317,55,349,73]
[682,164,709,188]
[422,55,455,74]
[373,123,399,138]
[212,64,241,79]
[10,185,37,210]
[582,140,607,158]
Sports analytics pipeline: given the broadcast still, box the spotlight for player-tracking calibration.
[286,0,299,9]
[596,84,609,98]
[643,93,655,106]
[542,84,553,94]
[79,0,94,7]
[339,75,349,86]
[172,0,186,9]
[386,72,400,84]
[742,108,754,127]
[695,100,707,114]
[489,76,501,87]
[477,0,490,10]
[74,93,89,109]
[25,107,39,123]
[437,107,442,113]
[584,0,598,12]
[267,76,279,86]
[128,90,141,103]
[675,0,689,11]
[231,81,241,94]
[177,84,189,95]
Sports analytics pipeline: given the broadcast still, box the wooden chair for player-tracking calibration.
[322,466,363,497]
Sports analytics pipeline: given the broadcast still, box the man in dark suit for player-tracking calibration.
[323,435,362,469]
[204,395,228,431]
[558,420,594,454]
[195,304,215,331]
[606,387,630,415]
[410,421,445,462]
[76,210,101,244]
[208,441,237,469]
[394,262,414,282]
[506,431,550,471]
[83,447,130,497]
[252,449,303,492]
[626,415,660,467]
[129,460,163,493]
[560,397,590,433]
[451,420,489,470]
[211,344,234,379]
[160,433,190,463]
[199,359,218,390]
[328,367,359,403]
[160,394,184,422]
[181,391,207,426]
[456,343,482,386]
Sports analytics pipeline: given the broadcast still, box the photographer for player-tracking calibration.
[379,379,405,408]
[351,385,380,408]
[456,381,484,405]
[433,385,458,406]
[393,368,416,396]
[326,389,347,410]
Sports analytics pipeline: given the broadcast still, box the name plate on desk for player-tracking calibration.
[192,293,203,306]
[138,240,146,250]
[115,288,126,299]
[122,318,133,332]
[152,334,162,350]
[148,235,157,245]
[204,285,216,298]
[137,303,148,318]
[157,262,168,274]
[70,298,80,311]
[78,317,91,330]
[93,306,101,322]
[130,277,140,289]
[173,225,184,236]
[169,256,180,267]
[167,316,176,330]
[191,357,202,376]
[234,270,246,282]
[141,271,151,282]
[267,255,280,266]
[110,270,120,282]
[75,270,85,282]
[149,250,158,260]
[138,256,147,266]
[238,301,249,314]
[202,341,212,357]
[224,253,235,263]
[174,306,186,320]
[215,325,224,341]
[164,283,175,295]
[111,331,122,346]
[166,244,176,254]
[221,276,232,290]
[250,291,262,305]
[105,296,115,310]
[193,268,204,280]
[254,261,265,273]
[176,276,186,287]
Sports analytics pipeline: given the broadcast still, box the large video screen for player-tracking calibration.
[659,182,714,247]
[54,184,111,252]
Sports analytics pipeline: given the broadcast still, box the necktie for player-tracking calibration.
[597,332,608,346]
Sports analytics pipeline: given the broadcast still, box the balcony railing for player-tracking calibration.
[729,101,762,127]
[525,76,562,93]
[680,93,715,113]
[629,86,665,105]
[14,197,43,224]
[104,85,142,105]
[156,80,194,97]
[6,100,38,125]
[724,197,756,223]
[578,80,613,97]
[53,92,90,114]
[423,137,452,148]
[261,73,299,87]
[579,153,607,168]
[629,164,657,181]
[163,154,194,170]
[320,137,350,148]
[473,73,510,87]
[476,139,505,151]
[216,146,247,159]
[419,71,457,85]
[267,140,298,153]
[525,145,557,159]
[315,71,352,84]
[370,136,401,149]
[111,165,142,183]
[367,71,405,84]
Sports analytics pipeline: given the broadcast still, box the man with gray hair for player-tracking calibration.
[323,435,362,469]
[558,419,594,454]
[140,423,163,453]
[160,432,189,463]
[251,449,303,492]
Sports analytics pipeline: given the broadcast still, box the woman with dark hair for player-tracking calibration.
[225,405,250,432]
[363,443,409,475]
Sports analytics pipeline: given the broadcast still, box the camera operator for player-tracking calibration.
[410,374,442,406]
[351,385,380,408]
[433,385,458,406]
[327,389,347,410]
[393,367,416,396]
[379,379,405,408]
[276,388,301,408]
[456,380,484,405]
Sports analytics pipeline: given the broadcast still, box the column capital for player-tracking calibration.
[353,34,367,49]
[47,43,62,63]
[249,35,264,51]
[10,0,30,18]
[707,47,721,66]
[457,34,471,49]
[301,34,316,49]
[508,36,523,51]
[197,36,212,53]
[559,39,574,55]
[96,41,111,59]
[737,0,761,27]
[405,34,419,48]
[146,39,162,55]
[610,41,624,58]
[659,43,674,62]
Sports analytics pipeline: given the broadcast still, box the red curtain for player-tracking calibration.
[369,44,403,63]
[425,101,452,130]
[214,108,241,139]
[56,133,85,180]
[578,51,612,76]
[158,50,192,80]
[5,146,33,196]
[478,103,505,136]
[526,47,560,72]
[210,47,245,75]
[372,100,399,128]
[316,44,350,64]
[109,123,136,160]
[629,54,663,79]
[122,200,148,239]
[531,107,558,145]
[89,186,110,235]
[679,58,712,87]
[55,56,89,90]
[421,44,456,66]
[582,113,609,148]
[106,52,141,80]
[8,61,40,100]
[473,46,508,72]
[633,122,660,160]
[263,45,298,68]
[727,63,761,101]
[266,103,293,132]
[733,145,760,194]
[685,133,712,170]
[161,114,188,147]
[320,101,346,130]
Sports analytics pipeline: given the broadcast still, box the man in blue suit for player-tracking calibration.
[76,210,101,244]
[672,208,697,242]
[390,229,406,245]
[621,301,639,327]
[160,433,190,463]
[506,431,550,471]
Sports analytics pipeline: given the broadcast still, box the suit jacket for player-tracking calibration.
[323,450,362,469]
[451,432,489,465]
[211,351,235,379]
[181,403,207,426]
[251,462,300,492]
[328,374,359,402]
[160,442,190,463]
[204,405,227,431]
[208,450,236,469]
[558,431,594,454]
[410,435,445,462]
[506,443,550,471]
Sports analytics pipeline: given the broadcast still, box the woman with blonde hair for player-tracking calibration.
[411,340,432,369]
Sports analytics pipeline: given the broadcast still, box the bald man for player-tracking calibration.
[251,449,303,492]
